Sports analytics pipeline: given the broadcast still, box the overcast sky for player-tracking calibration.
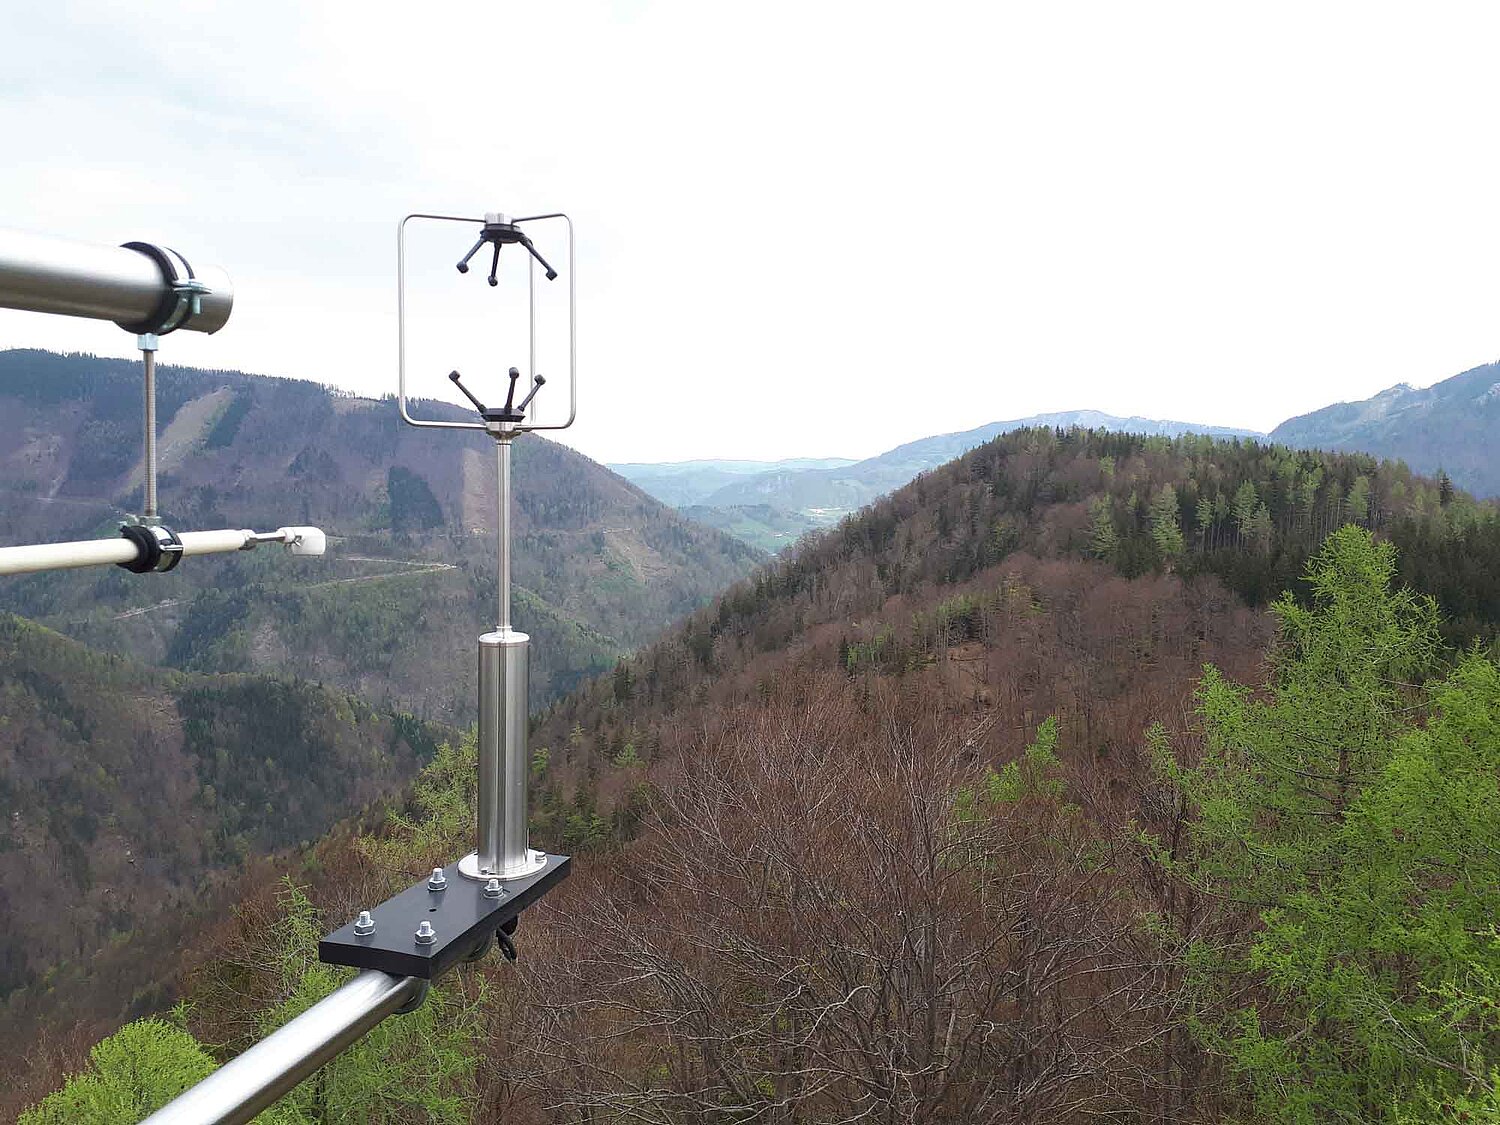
[4,2,1500,464]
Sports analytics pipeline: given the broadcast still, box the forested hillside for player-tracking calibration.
[676,411,1260,522]
[0,613,448,1042]
[15,428,1500,1122]
[0,349,762,720]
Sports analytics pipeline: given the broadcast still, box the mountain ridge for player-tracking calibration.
[1270,360,1500,498]
[0,348,762,722]
[619,410,1263,548]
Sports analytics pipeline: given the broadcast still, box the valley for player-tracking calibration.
[4,352,1500,1123]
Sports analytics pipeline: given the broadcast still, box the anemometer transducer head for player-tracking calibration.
[379,208,576,910]
[397,211,575,441]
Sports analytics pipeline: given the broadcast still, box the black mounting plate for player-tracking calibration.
[318,854,571,980]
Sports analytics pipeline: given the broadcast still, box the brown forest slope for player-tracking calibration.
[0,349,762,723]
[15,427,1500,1120]
[527,425,1499,838]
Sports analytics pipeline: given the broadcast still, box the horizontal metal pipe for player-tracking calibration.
[0,525,326,577]
[139,970,424,1125]
[0,227,233,333]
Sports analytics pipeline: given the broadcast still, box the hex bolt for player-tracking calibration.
[428,866,448,891]
[415,920,437,945]
[483,878,505,899]
[353,910,375,936]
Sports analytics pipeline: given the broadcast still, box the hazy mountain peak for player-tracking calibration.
[1270,360,1500,498]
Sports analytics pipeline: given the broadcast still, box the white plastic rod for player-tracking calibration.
[0,536,139,575]
[0,526,326,577]
[139,970,424,1125]
[178,529,259,556]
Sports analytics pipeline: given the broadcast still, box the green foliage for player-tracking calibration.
[1089,495,1120,561]
[1149,483,1185,563]
[385,466,445,534]
[612,739,642,768]
[18,1018,223,1124]
[843,628,899,674]
[204,391,253,449]
[359,735,477,872]
[1153,527,1500,1121]
[257,882,480,1123]
[24,877,483,1122]
[986,716,1064,804]
[952,717,1066,825]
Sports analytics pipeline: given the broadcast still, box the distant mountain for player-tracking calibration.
[1270,361,1500,498]
[609,457,856,507]
[0,350,763,721]
[680,412,1261,524]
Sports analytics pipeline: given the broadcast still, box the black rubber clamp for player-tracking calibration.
[118,523,184,573]
[115,243,198,336]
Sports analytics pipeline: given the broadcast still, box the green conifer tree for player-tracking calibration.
[1088,496,1120,562]
[1149,484,1185,564]
[1150,528,1499,1122]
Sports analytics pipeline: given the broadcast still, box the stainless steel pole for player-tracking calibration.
[141,337,159,523]
[498,438,510,631]
[0,227,233,333]
[139,970,423,1125]
[459,432,541,882]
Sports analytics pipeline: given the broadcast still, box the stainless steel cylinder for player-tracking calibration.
[459,627,541,881]
[0,227,233,333]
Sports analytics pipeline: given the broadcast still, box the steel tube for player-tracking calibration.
[498,439,510,631]
[143,347,158,521]
[510,213,577,432]
[0,227,232,333]
[139,970,423,1125]
[471,629,531,878]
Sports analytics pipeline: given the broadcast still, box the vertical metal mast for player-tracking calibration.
[395,209,576,883]
[464,414,543,880]
[140,335,160,523]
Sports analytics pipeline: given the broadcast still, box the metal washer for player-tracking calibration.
[457,848,548,882]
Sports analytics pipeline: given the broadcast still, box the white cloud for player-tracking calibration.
[4,1,1500,462]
